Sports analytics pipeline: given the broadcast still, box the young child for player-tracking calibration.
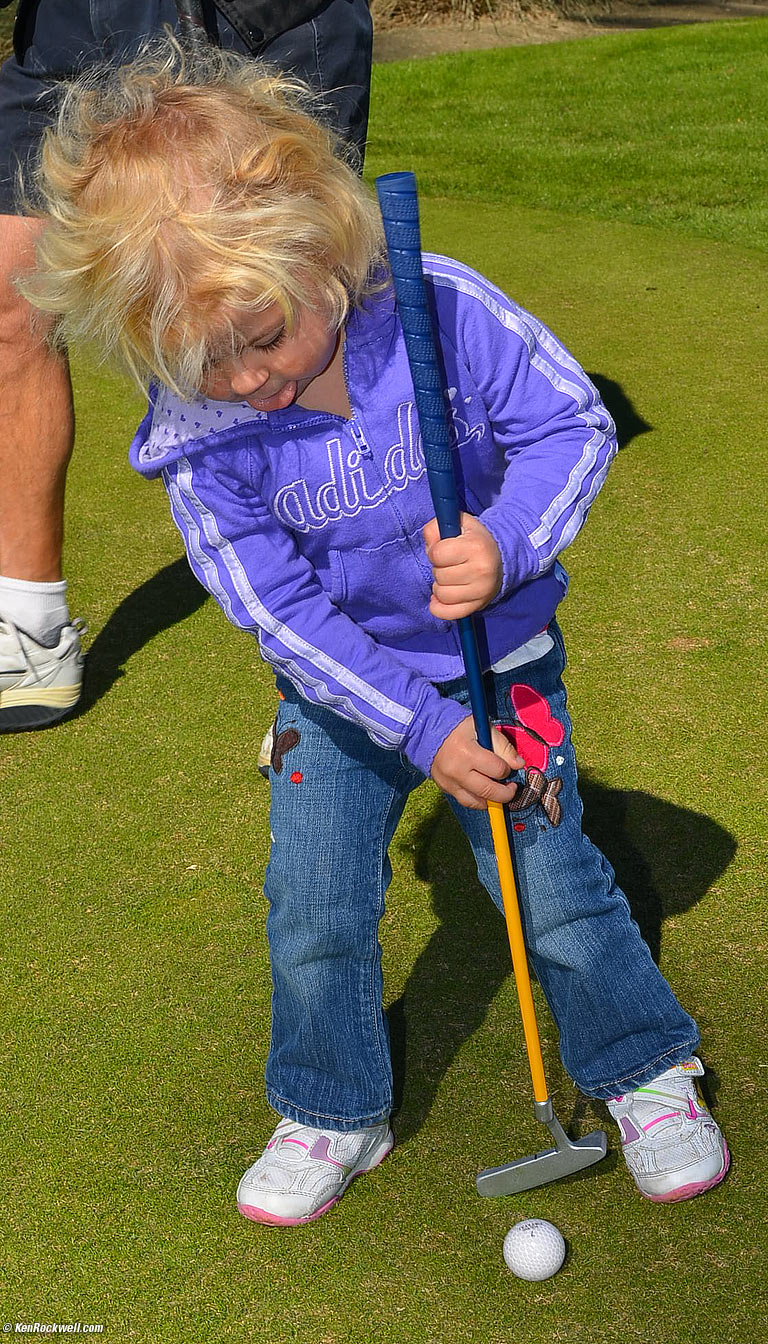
[23,39,729,1225]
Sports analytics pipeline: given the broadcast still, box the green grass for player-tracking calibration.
[367,18,768,249]
[2,17,768,1344]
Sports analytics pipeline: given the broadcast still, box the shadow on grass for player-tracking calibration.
[75,558,209,715]
[587,373,652,450]
[388,780,735,1144]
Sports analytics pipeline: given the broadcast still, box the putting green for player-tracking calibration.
[0,192,763,1341]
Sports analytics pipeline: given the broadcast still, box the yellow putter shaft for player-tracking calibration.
[487,799,549,1106]
[478,800,608,1195]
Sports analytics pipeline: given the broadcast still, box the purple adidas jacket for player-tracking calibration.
[130,255,617,776]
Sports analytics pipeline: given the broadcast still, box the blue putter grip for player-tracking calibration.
[375,173,461,542]
[376,172,493,751]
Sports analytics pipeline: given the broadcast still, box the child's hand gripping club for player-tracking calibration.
[424,510,523,808]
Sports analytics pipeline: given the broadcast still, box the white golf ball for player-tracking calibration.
[502,1219,566,1281]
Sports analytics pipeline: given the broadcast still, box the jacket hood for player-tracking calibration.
[129,391,271,479]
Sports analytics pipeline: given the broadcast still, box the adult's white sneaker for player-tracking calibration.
[237,1118,394,1226]
[0,618,86,731]
[607,1057,729,1203]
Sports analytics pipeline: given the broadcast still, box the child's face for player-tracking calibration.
[200,302,340,412]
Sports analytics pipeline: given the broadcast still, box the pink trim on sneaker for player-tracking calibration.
[238,1191,342,1226]
[642,1112,679,1131]
[642,1141,730,1203]
[237,1152,392,1227]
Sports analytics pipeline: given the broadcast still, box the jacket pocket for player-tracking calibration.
[328,530,434,642]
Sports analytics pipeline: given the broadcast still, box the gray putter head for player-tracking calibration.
[476,1099,608,1197]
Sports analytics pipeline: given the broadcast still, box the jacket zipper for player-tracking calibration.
[342,342,372,459]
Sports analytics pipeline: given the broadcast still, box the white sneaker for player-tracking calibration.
[0,618,86,731]
[237,1118,394,1226]
[607,1057,729,1203]
[257,723,274,778]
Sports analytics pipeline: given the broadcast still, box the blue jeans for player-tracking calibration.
[264,624,699,1129]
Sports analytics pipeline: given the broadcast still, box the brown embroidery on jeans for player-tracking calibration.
[507,766,563,827]
[271,727,300,774]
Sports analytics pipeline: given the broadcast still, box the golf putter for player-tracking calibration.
[375,172,608,1195]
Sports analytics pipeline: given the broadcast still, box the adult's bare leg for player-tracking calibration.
[0,213,73,582]
[0,212,84,731]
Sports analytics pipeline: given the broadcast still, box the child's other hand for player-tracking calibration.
[424,513,503,620]
[431,716,523,810]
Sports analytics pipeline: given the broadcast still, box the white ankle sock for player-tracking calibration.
[0,575,70,647]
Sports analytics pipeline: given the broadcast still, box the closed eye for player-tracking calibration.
[247,326,285,354]
[203,324,286,375]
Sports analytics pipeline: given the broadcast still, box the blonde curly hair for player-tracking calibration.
[20,35,386,397]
